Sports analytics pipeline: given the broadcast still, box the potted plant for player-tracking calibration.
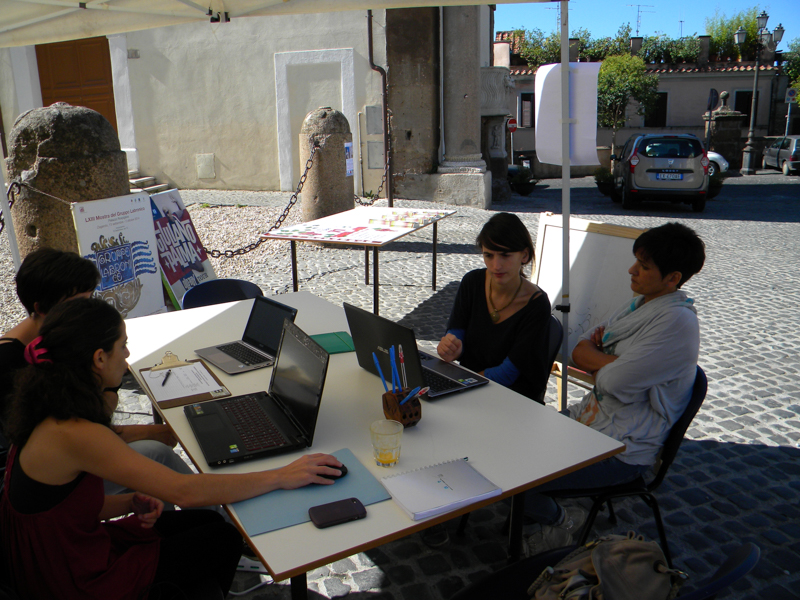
[509,167,539,196]
[593,167,616,198]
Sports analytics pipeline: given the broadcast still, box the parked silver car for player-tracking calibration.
[762,136,800,175]
[707,151,729,177]
[612,133,709,212]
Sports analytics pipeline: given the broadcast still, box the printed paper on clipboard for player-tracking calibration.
[140,354,230,408]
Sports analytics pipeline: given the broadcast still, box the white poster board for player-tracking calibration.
[71,192,166,318]
[533,213,645,361]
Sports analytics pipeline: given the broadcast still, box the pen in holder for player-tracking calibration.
[382,388,422,428]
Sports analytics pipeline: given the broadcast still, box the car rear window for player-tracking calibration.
[638,138,703,159]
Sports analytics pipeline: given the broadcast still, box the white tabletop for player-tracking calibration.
[126,292,624,581]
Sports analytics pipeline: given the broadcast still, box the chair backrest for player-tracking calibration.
[180,278,264,310]
[534,315,564,404]
[649,366,707,490]
[677,542,760,600]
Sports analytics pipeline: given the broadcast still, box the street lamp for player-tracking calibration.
[736,12,785,175]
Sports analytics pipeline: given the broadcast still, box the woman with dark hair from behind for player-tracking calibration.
[437,212,552,402]
[1,298,343,599]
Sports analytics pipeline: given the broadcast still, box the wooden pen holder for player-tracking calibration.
[382,389,422,428]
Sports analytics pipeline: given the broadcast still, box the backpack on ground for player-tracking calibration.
[527,531,687,600]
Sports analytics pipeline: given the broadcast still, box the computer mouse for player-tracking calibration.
[319,464,348,480]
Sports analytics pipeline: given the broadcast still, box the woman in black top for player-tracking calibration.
[437,213,552,402]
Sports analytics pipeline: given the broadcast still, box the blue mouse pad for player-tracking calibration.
[231,448,390,536]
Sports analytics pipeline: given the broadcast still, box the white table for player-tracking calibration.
[126,293,624,598]
[261,207,455,314]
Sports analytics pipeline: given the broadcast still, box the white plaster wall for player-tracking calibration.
[124,10,385,191]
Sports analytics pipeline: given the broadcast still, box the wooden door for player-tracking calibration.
[36,36,117,132]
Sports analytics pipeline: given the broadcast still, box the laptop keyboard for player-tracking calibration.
[422,369,463,393]
[220,395,289,451]
[218,342,271,366]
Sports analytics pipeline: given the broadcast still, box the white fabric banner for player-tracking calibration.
[534,62,602,166]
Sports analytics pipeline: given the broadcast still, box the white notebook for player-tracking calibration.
[380,458,501,521]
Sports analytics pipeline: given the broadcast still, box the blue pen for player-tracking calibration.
[390,346,400,393]
[392,347,402,392]
[372,352,389,393]
[399,386,421,406]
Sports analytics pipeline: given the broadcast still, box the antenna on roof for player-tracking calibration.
[627,4,655,36]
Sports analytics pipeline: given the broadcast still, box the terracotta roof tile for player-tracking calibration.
[495,30,525,54]
[644,62,779,74]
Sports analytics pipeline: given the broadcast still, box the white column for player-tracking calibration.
[107,34,139,173]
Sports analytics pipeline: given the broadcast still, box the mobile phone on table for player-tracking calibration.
[309,498,367,529]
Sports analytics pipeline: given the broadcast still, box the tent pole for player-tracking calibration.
[558,0,570,412]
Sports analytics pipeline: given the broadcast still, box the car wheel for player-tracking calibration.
[692,196,706,213]
[708,162,718,177]
[783,161,793,176]
[611,184,622,203]
[621,186,638,209]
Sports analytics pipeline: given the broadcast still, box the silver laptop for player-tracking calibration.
[195,296,298,374]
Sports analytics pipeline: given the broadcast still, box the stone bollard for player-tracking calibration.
[6,103,130,259]
[299,107,354,222]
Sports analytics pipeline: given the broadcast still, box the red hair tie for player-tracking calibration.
[24,336,52,365]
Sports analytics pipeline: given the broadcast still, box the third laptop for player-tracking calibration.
[195,295,298,374]
[343,302,489,399]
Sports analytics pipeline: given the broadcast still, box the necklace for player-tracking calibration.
[489,276,523,323]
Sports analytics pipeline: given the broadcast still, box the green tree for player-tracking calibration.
[705,7,760,60]
[585,24,633,62]
[785,38,800,89]
[597,54,660,154]
[517,28,561,69]
[639,33,701,63]
[517,24,633,68]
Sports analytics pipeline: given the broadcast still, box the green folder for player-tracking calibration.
[310,331,356,354]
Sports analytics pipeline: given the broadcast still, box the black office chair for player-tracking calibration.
[456,315,564,538]
[550,366,708,567]
[534,315,565,405]
[180,278,264,310]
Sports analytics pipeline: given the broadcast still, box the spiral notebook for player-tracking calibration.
[380,458,501,521]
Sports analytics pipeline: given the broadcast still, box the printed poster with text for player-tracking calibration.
[71,193,165,318]
[149,189,216,309]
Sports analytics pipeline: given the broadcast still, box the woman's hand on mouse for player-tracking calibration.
[437,333,463,362]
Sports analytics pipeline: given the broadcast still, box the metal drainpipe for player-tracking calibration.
[367,10,393,207]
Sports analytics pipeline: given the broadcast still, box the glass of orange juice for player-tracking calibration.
[370,419,403,467]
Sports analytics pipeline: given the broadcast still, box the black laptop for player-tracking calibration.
[343,302,489,399]
[195,296,298,374]
[185,320,329,466]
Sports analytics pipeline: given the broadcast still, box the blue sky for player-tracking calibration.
[494,1,800,47]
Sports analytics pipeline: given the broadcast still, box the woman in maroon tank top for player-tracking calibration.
[1,298,343,599]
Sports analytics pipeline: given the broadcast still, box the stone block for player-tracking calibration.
[394,172,492,209]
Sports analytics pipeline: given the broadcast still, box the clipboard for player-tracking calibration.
[139,351,231,408]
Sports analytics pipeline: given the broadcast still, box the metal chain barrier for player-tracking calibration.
[354,155,391,206]
[1,181,76,236]
[203,144,317,259]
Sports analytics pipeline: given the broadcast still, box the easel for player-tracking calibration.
[533,213,646,411]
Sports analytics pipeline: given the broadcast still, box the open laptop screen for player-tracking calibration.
[242,296,298,356]
[269,320,329,442]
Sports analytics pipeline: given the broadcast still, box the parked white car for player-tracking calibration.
[707,151,729,177]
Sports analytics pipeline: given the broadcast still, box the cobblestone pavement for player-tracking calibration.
[111,171,800,599]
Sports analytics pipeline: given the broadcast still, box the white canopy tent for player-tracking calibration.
[0,0,577,408]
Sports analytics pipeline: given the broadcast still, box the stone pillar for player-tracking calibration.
[480,67,515,203]
[299,107,354,222]
[434,5,491,207]
[6,103,130,260]
[703,91,747,170]
[440,6,485,173]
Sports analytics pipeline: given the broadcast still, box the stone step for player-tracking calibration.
[130,176,156,188]
[144,183,170,195]
[128,169,140,179]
